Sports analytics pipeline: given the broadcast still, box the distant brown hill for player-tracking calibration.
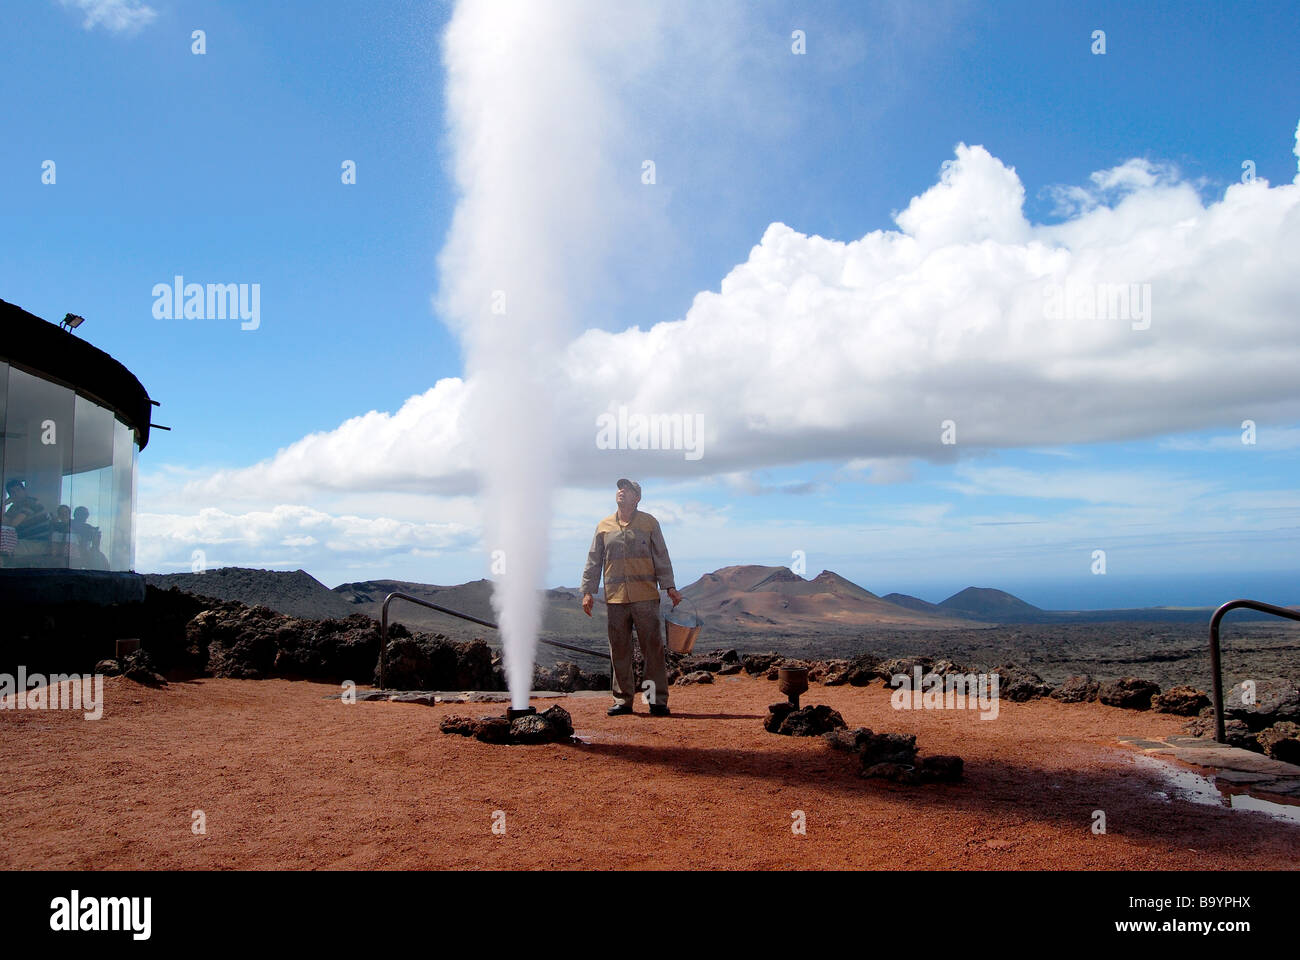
[882,592,946,616]
[938,586,1045,621]
[144,568,356,620]
[886,586,1049,622]
[680,565,975,629]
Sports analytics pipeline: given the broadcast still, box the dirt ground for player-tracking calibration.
[1,674,1297,870]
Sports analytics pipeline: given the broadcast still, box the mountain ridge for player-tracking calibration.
[142,566,1278,629]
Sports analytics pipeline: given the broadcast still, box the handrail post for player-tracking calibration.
[380,593,391,688]
[1208,598,1300,744]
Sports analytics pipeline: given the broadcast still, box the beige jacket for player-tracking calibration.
[581,510,676,604]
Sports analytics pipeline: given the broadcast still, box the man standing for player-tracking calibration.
[581,479,682,716]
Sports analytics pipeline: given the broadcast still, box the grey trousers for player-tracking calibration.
[607,599,669,707]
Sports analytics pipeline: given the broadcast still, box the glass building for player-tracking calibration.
[1,298,154,587]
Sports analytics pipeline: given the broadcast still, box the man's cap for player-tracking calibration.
[617,478,641,497]
[4,478,24,493]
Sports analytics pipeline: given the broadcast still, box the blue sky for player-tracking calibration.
[4,0,1299,609]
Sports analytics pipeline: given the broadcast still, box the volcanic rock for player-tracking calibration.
[1151,685,1210,716]
[743,653,782,676]
[509,714,559,744]
[763,701,795,733]
[877,657,933,688]
[702,649,742,675]
[845,653,882,687]
[189,604,283,679]
[861,754,963,784]
[177,597,507,689]
[823,726,876,753]
[915,755,964,783]
[1224,678,1300,730]
[992,663,1052,702]
[824,726,918,767]
[775,704,847,737]
[379,634,501,691]
[532,661,608,693]
[676,670,714,685]
[1257,722,1300,764]
[272,613,390,682]
[811,659,852,685]
[1051,675,1100,703]
[121,649,167,687]
[675,655,723,674]
[862,762,918,783]
[929,658,968,679]
[439,715,479,737]
[1223,720,1261,750]
[441,706,574,745]
[1098,676,1161,710]
[1180,714,1260,749]
[859,732,918,767]
[539,705,574,737]
[473,716,513,744]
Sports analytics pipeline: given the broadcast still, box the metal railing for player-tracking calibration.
[1208,598,1300,743]
[379,591,609,688]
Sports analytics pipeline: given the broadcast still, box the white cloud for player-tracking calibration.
[139,122,1300,584]
[1046,157,1181,216]
[1160,426,1300,453]
[165,122,1300,508]
[944,464,1219,508]
[840,457,916,484]
[136,504,475,574]
[57,0,156,33]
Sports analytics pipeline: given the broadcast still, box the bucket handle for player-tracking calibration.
[667,592,700,625]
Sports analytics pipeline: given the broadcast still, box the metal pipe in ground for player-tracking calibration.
[379,591,610,688]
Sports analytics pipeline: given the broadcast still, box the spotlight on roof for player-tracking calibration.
[60,313,86,332]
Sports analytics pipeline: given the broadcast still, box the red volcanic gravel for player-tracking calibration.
[1,674,1297,869]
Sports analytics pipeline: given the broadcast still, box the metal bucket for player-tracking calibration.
[664,596,703,654]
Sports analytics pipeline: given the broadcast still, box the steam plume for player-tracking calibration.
[437,0,660,707]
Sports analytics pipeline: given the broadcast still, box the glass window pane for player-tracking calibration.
[110,418,135,571]
[2,367,75,569]
[130,446,138,571]
[65,394,115,570]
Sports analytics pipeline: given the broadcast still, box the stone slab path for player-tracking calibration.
[1118,734,1300,800]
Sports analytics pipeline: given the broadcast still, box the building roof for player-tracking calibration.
[0,298,154,451]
